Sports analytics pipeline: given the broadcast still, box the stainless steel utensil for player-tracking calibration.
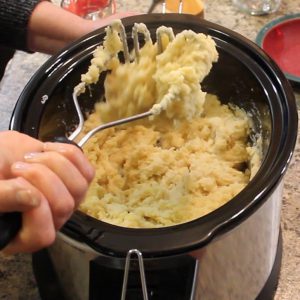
[65,21,176,147]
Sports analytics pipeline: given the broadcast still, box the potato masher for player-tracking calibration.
[60,21,176,148]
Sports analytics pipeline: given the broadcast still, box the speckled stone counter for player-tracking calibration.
[0,1,299,299]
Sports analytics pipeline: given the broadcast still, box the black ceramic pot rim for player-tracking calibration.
[10,14,298,258]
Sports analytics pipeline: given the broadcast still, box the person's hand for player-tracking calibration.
[0,131,94,254]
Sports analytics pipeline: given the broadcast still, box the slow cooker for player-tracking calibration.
[8,14,298,300]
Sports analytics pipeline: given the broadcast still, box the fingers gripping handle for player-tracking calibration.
[0,137,79,251]
[0,212,22,250]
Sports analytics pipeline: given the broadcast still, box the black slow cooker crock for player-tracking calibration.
[3,13,298,300]
[9,13,297,257]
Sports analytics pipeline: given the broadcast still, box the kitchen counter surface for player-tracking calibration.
[0,1,299,299]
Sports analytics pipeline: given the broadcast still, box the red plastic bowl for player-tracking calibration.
[256,14,300,85]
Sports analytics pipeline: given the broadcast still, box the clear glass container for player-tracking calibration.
[61,0,116,20]
[232,0,281,15]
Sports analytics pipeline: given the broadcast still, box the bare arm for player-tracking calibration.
[27,1,136,54]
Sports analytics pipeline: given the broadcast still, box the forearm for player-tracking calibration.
[0,0,136,54]
[27,2,137,54]
[27,1,90,54]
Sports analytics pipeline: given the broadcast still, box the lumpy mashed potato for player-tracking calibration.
[78,21,218,122]
[77,21,260,228]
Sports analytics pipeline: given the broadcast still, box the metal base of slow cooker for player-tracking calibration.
[32,231,282,300]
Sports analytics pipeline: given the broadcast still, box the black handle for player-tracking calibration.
[0,212,22,250]
[52,136,82,150]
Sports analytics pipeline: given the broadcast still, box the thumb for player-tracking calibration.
[0,177,41,212]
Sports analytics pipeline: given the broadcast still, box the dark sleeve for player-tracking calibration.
[0,0,41,51]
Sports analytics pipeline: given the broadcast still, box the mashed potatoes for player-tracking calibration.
[78,21,218,122]
[77,21,260,228]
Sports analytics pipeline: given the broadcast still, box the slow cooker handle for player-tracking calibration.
[0,212,22,250]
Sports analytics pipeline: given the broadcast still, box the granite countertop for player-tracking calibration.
[0,0,299,299]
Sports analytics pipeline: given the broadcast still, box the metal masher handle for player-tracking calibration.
[76,110,153,147]
[64,89,153,147]
[121,249,149,300]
